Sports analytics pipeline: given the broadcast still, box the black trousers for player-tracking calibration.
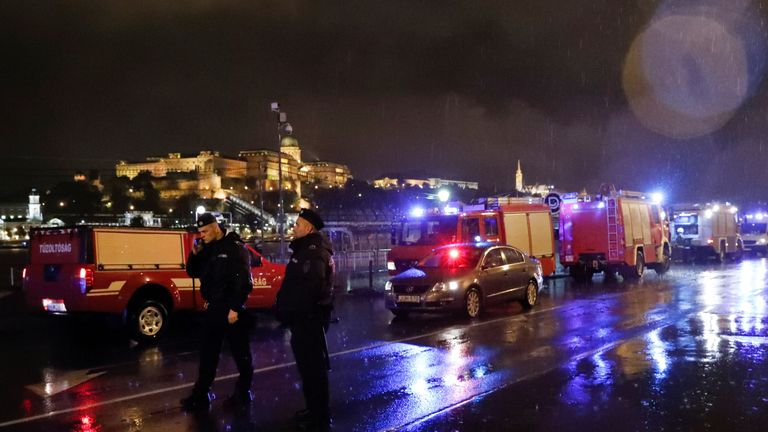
[290,318,330,421]
[193,304,253,395]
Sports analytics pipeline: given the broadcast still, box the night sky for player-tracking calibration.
[3,0,768,204]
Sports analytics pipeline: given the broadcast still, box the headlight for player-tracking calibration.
[384,281,393,291]
[432,281,459,291]
[387,261,396,271]
[760,238,767,244]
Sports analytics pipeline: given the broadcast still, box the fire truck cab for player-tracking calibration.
[670,203,743,262]
[24,226,285,342]
[559,189,671,281]
[387,200,556,277]
[741,211,768,256]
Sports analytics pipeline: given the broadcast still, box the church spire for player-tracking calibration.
[515,160,523,192]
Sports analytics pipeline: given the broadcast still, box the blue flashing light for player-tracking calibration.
[410,207,426,218]
[597,201,606,209]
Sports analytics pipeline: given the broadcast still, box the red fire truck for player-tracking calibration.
[387,200,556,276]
[559,189,671,281]
[23,226,285,342]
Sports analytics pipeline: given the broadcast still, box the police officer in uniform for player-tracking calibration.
[180,213,254,411]
[276,208,334,431]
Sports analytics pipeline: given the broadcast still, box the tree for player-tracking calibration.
[43,181,102,216]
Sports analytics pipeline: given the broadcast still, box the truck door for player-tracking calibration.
[483,215,501,243]
[461,217,481,242]
[245,246,280,309]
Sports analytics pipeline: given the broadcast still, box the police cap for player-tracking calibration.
[196,212,218,228]
[298,208,324,230]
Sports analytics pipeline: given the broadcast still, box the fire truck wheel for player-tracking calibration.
[622,251,645,280]
[570,265,592,283]
[130,300,168,343]
[521,279,538,309]
[654,248,671,275]
[464,287,483,318]
[717,246,726,263]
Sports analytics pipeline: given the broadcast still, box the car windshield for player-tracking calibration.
[418,247,483,269]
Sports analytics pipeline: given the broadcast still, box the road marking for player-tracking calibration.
[0,302,574,428]
[0,289,656,428]
[25,370,107,397]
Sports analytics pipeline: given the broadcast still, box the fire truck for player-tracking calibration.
[741,211,768,256]
[23,226,285,342]
[387,200,556,277]
[670,203,743,262]
[559,189,671,281]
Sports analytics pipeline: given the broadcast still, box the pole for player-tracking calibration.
[277,115,285,262]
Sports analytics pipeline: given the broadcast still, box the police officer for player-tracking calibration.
[276,208,334,431]
[180,213,254,411]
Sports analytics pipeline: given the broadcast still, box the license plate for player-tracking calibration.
[397,295,420,303]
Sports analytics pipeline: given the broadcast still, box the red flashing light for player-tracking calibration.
[79,267,94,290]
[81,415,93,426]
[448,249,460,259]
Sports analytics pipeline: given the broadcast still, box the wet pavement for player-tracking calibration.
[1,258,767,431]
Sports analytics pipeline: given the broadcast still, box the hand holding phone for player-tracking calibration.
[192,238,203,254]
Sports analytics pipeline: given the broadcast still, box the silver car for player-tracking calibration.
[384,243,544,318]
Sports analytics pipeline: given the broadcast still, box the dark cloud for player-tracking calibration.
[2,0,768,203]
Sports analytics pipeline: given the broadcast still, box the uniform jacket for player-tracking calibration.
[186,230,253,312]
[276,232,334,324]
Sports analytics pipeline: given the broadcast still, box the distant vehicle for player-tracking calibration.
[740,211,768,256]
[387,200,556,277]
[24,226,285,342]
[670,203,743,262]
[559,188,671,281]
[384,243,543,318]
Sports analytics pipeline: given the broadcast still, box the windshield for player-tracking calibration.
[742,222,768,235]
[418,247,483,269]
[396,215,457,246]
[673,214,698,225]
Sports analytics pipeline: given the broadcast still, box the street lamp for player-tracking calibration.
[271,102,293,262]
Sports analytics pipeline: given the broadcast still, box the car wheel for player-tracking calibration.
[520,279,538,309]
[129,299,168,343]
[464,288,482,318]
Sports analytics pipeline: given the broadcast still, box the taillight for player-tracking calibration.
[78,267,94,293]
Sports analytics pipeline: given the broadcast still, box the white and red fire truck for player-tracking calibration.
[23,226,285,342]
[559,189,671,281]
[387,200,556,277]
[670,202,743,262]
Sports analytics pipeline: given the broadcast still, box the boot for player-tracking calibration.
[180,392,213,412]
[224,389,254,408]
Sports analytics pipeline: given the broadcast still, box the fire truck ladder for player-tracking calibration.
[607,198,619,261]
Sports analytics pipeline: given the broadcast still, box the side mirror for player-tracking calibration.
[251,255,263,267]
